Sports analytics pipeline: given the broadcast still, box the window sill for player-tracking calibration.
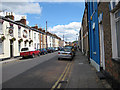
[112,58,120,63]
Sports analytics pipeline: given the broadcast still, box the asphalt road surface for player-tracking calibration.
[2,52,73,89]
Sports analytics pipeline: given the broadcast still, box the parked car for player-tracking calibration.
[54,47,59,51]
[47,47,53,53]
[65,45,75,56]
[51,47,55,52]
[38,49,44,55]
[42,48,48,54]
[58,48,74,60]
[20,47,40,58]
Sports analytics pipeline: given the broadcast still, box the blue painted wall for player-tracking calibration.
[87,2,100,67]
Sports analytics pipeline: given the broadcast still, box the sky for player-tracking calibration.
[0,1,85,42]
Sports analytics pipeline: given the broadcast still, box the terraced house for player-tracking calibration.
[0,12,42,60]
[84,0,120,88]
[0,12,62,60]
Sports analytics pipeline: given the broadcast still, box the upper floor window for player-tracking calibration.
[115,9,120,20]
[9,23,14,37]
[29,30,31,39]
[34,33,36,40]
[41,34,42,41]
[18,27,21,38]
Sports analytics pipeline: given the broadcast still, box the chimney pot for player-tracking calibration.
[11,12,13,15]
[6,12,8,16]
[22,16,26,19]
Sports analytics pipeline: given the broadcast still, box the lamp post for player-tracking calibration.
[76,33,78,41]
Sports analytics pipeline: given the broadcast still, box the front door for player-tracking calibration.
[99,24,105,70]
[10,40,13,58]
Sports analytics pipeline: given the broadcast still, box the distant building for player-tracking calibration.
[0,12,62,60]
[81,5,89,56]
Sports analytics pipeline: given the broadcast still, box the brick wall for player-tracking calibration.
[82,7,89,56]
[98,2,120,88]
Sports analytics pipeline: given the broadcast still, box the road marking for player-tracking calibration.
[57,61,73,89]
[51,62,71,90]
[51,60,74,90]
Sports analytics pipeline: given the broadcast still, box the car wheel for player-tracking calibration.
[22,56,25,59]
[32,54,35,58]
[38,53,40,56]
[58,58,60,60]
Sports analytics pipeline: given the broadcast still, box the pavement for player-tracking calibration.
[0,57,22,64]
[65,50,112,89]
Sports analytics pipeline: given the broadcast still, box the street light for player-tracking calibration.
[76,33,78,41]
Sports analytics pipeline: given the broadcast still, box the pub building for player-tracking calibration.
[0,12,43,60]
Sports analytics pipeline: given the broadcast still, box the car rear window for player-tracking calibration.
[60,48,64,51]
[21,48,28,51]
[65,46,72,49]
[64,48,71,52]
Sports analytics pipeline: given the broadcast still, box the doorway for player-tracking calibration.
[99,24,105,70]
[10,40,13,58]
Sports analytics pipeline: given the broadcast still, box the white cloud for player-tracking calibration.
[1,2,42,14]
[1,0,85,2]
[0,1,41,25]
[48,22,81,42]
[1,0,111,2]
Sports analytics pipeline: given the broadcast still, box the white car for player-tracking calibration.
[58,48,73,60]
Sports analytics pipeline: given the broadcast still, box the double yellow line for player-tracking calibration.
[51,61,73,90]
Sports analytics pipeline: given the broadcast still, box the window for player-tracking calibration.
[29,30,31,39]
[29,43,31,47]
[18,27,21,38]
[0,22,3,34]
[18,42,21,52]
[21,48,28,51]
[34,33,36,40]
[25,42,26,47]
[115,10,120,57]
[41,34,42,41]
[0,39,3,54]
[34,43,36,49]
[9,24,14,37]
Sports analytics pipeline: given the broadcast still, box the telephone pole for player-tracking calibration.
[63,35,64,41]
[46,21,48,48]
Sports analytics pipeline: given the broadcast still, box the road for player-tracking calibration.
[2,52,73,89]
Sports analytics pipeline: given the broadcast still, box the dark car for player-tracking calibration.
[47,48,52,53]
[47,47,54,53]
[42,48,48,54]
[38,49,44,55]
[51,47,55,52]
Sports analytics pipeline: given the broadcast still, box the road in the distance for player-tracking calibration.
[2,52,71,88]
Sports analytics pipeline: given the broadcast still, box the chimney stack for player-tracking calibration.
[20,16,26,25]
[5,12,14,20]
[32,24,38,29]
[38,28,42,31]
